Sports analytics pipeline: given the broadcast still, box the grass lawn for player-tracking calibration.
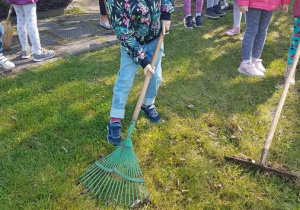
[1,6,300,210]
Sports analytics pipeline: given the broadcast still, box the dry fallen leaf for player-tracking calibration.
[130,199,141,209]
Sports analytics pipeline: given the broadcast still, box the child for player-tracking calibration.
[225,0,244,36]
[183,0,204,28]
[6,0,55,62]
[99,0,111,29]
[237,0,290,77]
[205,0,225,19]
[0,23,15,71]
[284,0,300,85]
[105,0,174,146]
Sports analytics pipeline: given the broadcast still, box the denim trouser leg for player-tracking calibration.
[110,38,163,119]
[143,39,163,106]
[242,8,273,60]
[0,24,4,54]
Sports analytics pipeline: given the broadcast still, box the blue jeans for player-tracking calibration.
[0,23,3,54]
[110,38,164,118]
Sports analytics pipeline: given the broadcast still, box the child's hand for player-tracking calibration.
[282,5,289,13]
[144,64,155,76]
[161,20,171,35]
[239,6,248,13]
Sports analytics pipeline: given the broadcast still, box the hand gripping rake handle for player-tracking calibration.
[131,33,164,122]
[259,44,300,165]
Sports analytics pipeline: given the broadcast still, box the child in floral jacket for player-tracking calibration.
[106,0,174,146]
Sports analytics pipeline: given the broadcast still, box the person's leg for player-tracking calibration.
[141,39,164,123]
[183,0,193,28]
[238,9,264,77]
[207,0,214,8]
[143,39,164,106]
[0,24,15,71]
[225,0,242,36]
[194,0,204,27]
[13,5,29,52]
[110,48,140,119]
[0,24,3,54]
[99,0,107,15]
[107,47,140,146]
[22,3,41,55]
[284,17,300,85]
[251,10,273,72]
[99,0,111,29]
[195,0,203,15]
[242,9,261,61]
[233,0,242,27]
[252,10,273,60]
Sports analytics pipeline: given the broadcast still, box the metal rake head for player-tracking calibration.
[80,135,149,207]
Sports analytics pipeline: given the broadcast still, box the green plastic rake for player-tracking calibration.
[80,33,164,207]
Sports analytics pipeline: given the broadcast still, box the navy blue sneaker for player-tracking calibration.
[107,121,122,146]
[141,104,161,123]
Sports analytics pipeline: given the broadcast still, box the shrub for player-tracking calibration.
[0,0,73,18]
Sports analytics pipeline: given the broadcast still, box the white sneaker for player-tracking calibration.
[0,53,15,71]
[22,46,34,59]
[252,59,266,72]
[238,61,264,77]
[100,19,112,30]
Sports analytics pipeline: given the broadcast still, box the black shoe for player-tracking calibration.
[205,7,220,19]
[193,16,202,27]
[183,16,193,28]
[213,5,225,17]
[107,121,122,146]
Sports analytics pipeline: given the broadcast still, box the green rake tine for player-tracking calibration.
[79,164,96,179]
[80,164,97,180]
[102,173,116,202]
[116,177,123,205]
[94,171,110,197]
[90,171,107,194]
[119,179,125,205]
[97,172,112,200]
[87,170,106,190]
[105,175,118,203]
[81,167,100,184]
[112,178,121,204]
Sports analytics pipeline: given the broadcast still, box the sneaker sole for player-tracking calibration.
[22,55,32,59]
[194,24,202,28]
[100,23,112,30]
[0,64,15,71]
[225,32,240,36]
[238,68,264,77]
[33,53,56,62]
[204,15,219,19]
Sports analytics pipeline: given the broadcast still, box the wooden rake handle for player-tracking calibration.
[131,33,164,122]
[259,43,300,165]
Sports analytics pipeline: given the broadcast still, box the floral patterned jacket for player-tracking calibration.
[106,0,174,68]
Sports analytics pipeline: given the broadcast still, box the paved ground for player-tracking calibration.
[0,0,185,76]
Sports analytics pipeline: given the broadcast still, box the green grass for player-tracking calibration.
[1,8,300,210]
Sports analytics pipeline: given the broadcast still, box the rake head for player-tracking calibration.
[80,122,149,207]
